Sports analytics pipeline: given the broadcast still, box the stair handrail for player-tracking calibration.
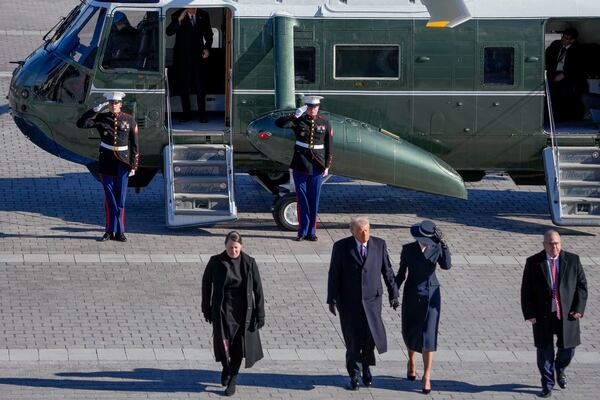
[165,67,176,211]
[544,70,561,189]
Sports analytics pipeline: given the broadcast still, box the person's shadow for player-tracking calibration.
[0,369,537,395]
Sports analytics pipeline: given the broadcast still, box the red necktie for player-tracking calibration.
[551,258,561,320]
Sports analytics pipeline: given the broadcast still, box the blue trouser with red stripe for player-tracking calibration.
[101,162,129,234]
[293,166,324,238]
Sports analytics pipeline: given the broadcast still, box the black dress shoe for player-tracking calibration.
[295,235,305,241]
[224,375,237,396]
[307,235,318,242]
[347,378,359,391]
[115,233,127,242]
[422,377,431,394]
[221,366,231,387]
[557,371,567,389]
[540,388,552,398]
[99,232,114,241]
[362,368,372,387]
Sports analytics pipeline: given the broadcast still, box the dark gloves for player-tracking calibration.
[256,318,265,330]
[203,312,212,324]
[390,298,400,310]
[434,226,447,247]
[328,303,337,316]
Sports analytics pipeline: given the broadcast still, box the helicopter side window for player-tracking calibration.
[101,10,159,72]
[54,6,105,68]
[334,45,400,79]
[294,47,316,84]
[483,47,515,85]
[37,63,90,104]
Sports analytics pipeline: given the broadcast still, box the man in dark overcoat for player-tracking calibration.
[545,28,586,122]
[521,230,587,398]
[327,216,399,390]
[166,8,213,122]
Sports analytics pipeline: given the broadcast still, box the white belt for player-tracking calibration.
[100,142,128,151]
[295,141,324,150]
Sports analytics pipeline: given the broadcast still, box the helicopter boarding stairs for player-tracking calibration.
[163,80,236,227]
[543,74,600,226]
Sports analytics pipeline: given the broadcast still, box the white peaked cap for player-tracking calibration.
[103,91,126,101]
[303,95,324,105]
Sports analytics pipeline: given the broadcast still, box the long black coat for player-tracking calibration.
[545,40,585,85]
[166,10,213,91]
[521,250,588,349]
[327,236,398,357]
[201,251,264,368]
[396,241,451,353]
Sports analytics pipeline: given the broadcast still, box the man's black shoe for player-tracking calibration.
[307,235,318,242]
[295,235,305,241]
[362,367,372,387]
[540,388,552,398]
[116,233,127,242]
[557,370,567,389]
[99,232,113,241]
[346,378,359,391]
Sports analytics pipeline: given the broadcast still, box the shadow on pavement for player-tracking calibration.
[0,369,537,395]
[0,173,595,237]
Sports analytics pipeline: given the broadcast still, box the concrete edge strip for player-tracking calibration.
[1,348,599,364]
[1,253,599,266]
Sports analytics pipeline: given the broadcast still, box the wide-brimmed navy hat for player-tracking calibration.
[410,220,437,246]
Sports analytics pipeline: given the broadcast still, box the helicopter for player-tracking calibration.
[8,0,600,229]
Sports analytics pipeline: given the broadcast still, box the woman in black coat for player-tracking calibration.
[201,231,265,396]
[396,220,451,394]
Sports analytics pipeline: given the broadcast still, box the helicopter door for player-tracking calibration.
[90,7,164,134]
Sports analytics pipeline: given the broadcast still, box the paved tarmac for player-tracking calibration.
[0,1,599,399]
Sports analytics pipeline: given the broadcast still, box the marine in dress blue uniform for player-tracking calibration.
[76,91,139,242]
[275,96,333,241]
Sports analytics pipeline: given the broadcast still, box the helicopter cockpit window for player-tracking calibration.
[52,6,105,69]
[37,63,90,104]
[101,10,159,72]
[294,47,316,84]
[483,47,515,85]
[334,45,400,79]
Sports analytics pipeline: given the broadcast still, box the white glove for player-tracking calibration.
[93,101,109,112]
[322,168,329,178]
[128,169,136,177]
[295,105,307,118]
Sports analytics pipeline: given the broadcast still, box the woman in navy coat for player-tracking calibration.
[396,220,451,394]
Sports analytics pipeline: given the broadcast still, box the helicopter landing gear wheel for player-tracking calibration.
[272,193,299,231]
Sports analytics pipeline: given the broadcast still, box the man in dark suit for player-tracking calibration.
[521,230,587,398]
[166,8,213,123]
[327,216,399,390]
[545,28,586,122]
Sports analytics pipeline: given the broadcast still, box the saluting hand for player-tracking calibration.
[178,9,188,23]
[93,101,109,112]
